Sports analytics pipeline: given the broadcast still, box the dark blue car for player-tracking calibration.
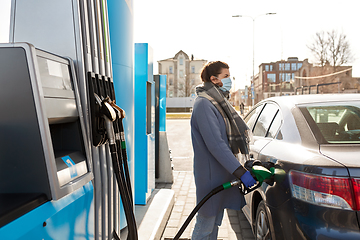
[241,94,360,240]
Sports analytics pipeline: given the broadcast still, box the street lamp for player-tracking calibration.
[232,13,276,106]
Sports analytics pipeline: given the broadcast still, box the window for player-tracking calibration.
[280,73,284,82]
[270,65,273,71]
[266,111,282,138]
[244,104,264,130]
[279,63,285,70]
[265,65,269,71]
[191,66,195,73]
[146,82,152,134]
[253,103,279,137]
[179,58,183,65]
[179,70,184,78]
[169,78,173,85]
[302,103,360,143]
[285,63,290,71]
[291,63,297,71]
[191,79,195,85]
[297,63,303,69]
[267,73,276,82]
[280,73,291,82]
[169,91,173,97]
[169,66,173,74]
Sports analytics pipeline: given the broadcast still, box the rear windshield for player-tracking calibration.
[301,102,360,144]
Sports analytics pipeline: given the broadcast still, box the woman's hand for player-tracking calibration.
[240,171,257,188]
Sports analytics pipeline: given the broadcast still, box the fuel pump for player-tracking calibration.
[7,0,138,239]
[0,43,94,239]
[87,72,138,239]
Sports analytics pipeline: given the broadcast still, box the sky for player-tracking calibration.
[133,0,360,89]
[1,0,359,90]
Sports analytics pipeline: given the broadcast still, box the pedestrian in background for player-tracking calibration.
[190,61,256,240]
[240,102,245,115]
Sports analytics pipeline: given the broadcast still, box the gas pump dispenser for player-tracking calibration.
[8,0,137,239]
[0,43,94,239]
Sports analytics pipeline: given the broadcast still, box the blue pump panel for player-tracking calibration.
[107,0,135,229]
[134,43,155,205]
[159,75,167,132]
[0,43,94,239]
[0,182,94,240]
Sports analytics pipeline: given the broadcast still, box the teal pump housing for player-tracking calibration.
[134,43,156,205]
[1,0,138,238]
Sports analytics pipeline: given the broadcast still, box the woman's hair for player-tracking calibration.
[200,61,229,82]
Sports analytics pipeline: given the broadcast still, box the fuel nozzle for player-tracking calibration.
[97,96,117,145]
[101,96,117,122]
[244,160,286,186]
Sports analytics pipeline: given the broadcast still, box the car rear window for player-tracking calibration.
[301,102,360,144]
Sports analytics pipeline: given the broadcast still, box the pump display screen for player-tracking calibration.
[37,56,73,91]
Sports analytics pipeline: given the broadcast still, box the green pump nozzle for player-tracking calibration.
[251,165,274,184]
[246,160,286,186]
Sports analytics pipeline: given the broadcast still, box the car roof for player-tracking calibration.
[251,94,360,146]
[262,94,360,109]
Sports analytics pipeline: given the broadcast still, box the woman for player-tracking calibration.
[191,61,256,240]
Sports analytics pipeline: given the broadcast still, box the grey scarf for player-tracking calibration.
[196,82,250,155]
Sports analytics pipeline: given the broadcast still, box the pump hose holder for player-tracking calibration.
[87,72,107,146]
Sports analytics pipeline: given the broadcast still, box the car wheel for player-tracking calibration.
[255,200,272,240]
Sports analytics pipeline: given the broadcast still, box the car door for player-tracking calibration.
[242,101,282,219]
[249,102,281,160]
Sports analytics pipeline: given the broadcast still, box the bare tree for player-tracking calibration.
[308,30,354,68]
[308,31,329,67]
[327,30,354,69]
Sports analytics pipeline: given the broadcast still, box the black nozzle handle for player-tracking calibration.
[240,181,262,195]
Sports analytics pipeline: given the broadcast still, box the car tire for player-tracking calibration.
[255,200,272,240]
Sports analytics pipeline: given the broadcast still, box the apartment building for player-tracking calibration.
[158,50,207,98]
[255,57,304,103]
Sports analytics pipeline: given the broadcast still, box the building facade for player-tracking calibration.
[158,50,207,98]
[294,61,358,94]
[254,57,359,103]
[255,57,304,103]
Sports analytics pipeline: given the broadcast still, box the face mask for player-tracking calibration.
[219,77,232,92]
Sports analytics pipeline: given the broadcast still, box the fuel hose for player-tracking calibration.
[117,117,133,203]
[107,84,133,203]
[173,161,278,239]
[104,110,138,240]
[109,143,138,240]
[173,179,241,240]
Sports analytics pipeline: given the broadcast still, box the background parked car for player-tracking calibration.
[241,94,360,240]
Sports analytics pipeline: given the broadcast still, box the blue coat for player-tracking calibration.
[191,96,245,217]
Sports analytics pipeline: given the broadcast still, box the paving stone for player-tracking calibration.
[167,218,181,227]
[229,216,240,224]
[242,229,256,238]
[240,220,252,229]
[160,171,257,240]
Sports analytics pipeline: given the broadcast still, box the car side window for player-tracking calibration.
[253,103,279,137]
[266,110,282,138]
[244,104,264,130]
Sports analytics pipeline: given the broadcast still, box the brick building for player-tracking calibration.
[294,60,359,94]
[254,57,304,103]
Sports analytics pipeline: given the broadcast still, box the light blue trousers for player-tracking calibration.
[191,210,224,240]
